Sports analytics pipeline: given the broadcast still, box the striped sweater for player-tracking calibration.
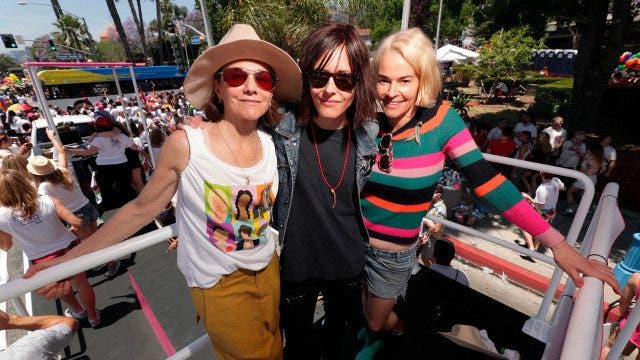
[360,102,564,247]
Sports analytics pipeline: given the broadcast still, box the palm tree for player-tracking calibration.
[156,0,164,64]
[50,0,63,20]
[52,15,85,51]
[126,0,150,60]
[106,0,135,62]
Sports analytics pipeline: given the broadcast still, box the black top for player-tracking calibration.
[280,123,366,282]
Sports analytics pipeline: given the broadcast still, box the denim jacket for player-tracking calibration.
[271,111,379,243]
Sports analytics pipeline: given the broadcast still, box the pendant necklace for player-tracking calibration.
[310,123,351,208]
[218,122,259,185]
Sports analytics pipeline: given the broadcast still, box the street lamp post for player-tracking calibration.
[17,1,96,56]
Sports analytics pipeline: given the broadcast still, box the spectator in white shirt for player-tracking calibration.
[600,134,617,178]
[484,119,507,149]
[514,111,537,147]
[429,239,469,286]
[542,115,567,158]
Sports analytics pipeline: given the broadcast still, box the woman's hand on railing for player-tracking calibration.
[23,259,73,299]
[551,241,622,295]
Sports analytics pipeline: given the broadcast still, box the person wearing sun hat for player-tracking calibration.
[25,24,302,360]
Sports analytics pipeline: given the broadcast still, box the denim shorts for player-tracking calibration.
[364,243,417,299]
[74,202,99,227]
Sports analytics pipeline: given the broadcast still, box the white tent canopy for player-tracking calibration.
[436,44,479,64]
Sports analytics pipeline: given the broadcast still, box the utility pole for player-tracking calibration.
[435,0,444,49]
[156,0,164,64]
[198,0,214,47]
[401,0,410,30]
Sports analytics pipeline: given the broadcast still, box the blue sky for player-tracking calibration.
[0,0,195,41]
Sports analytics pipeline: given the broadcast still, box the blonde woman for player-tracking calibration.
[0,169,100,327]
[357,27,619,357]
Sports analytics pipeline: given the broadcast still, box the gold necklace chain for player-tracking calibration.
[217,122,260,185]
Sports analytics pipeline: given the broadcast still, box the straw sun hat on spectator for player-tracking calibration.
[26,156,57,176]
[183,23,302,109]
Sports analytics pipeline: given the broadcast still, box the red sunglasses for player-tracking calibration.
[216,67,278,92]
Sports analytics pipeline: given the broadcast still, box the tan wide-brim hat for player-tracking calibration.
[27,156,57,176]
[439,324,507,359]
[183,24,302,109]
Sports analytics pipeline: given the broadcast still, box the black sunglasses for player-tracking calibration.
[378,133,393,173]
[308,70,358,92]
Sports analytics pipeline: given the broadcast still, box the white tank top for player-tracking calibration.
[0,195,76,260]
[38,181,89,212]
[176,127,278,288]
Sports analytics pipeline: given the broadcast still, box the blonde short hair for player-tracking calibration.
[374,28,442,107]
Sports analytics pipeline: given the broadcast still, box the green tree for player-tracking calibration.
[469,0,551,40]
[199,0,329,58]
[0,55,20,75]
[362,0,402,45]
[51,15,88,52]
[477,26,542,98]
[95,40,128,62]
[568,0,633,131]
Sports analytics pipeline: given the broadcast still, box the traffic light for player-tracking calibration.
[1,34,18,49]
[48,40,57,51]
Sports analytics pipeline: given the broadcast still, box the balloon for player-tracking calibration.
[617,64,626,71]
[626,58,637,69]
[620,51,633,62]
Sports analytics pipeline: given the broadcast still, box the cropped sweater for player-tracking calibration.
[360,102,564,247]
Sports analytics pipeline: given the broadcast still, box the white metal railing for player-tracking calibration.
[484,154,596,343]
[559,183,623,359]
[1,250,8,350]
[0,155,606,358]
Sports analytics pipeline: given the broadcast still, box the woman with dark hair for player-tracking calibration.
[65,117,139,212]
[272,22,378,359]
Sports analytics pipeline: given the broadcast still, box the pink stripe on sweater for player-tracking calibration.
[374,156,445,178]
[503,199,550,237]
[443,128,474,154]
[446,139,477,159]
[363,217,420,238]
[391,152,445,169]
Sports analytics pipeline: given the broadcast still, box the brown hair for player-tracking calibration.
[0,169,39,219]
[297,22,376,128]
[202,62,281,127]
[149,127,166,148]
[1,154,30,180]
[32,169,75,191]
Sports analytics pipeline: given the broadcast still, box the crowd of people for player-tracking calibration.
[0,22,623,360]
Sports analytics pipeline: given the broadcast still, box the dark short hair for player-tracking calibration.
[501,126,514,137]
[433,239,456,265]
[297,22,376,128]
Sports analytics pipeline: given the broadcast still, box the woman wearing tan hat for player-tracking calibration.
[271,23,378,359]
[26,24,302,360]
